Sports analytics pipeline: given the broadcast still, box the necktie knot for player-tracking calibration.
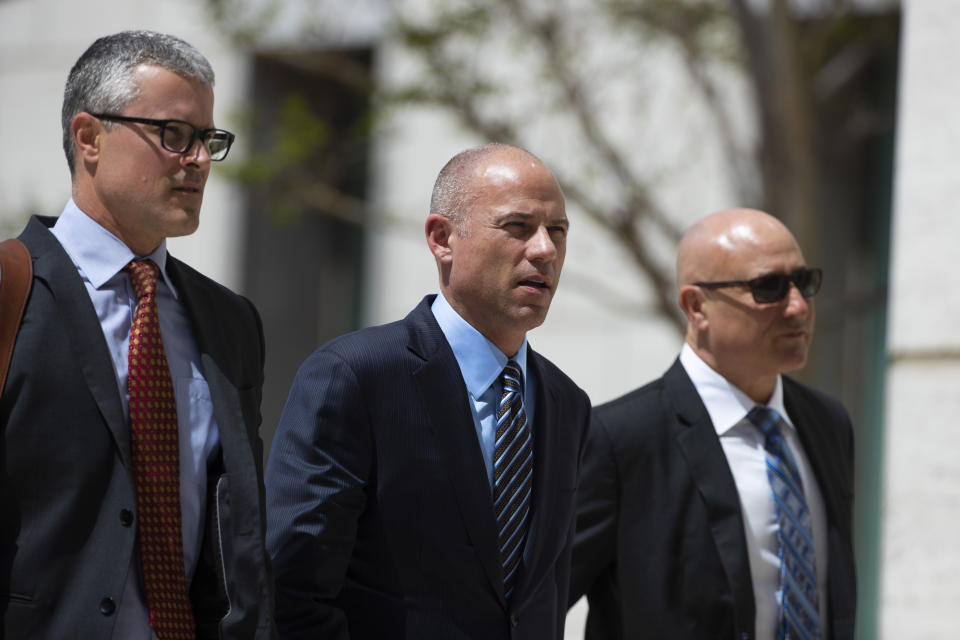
[497,361,524,424]
[502,360,523,393]
[125,260,160,299]
[747,405,781,438]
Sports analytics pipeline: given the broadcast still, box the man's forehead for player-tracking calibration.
[715,222,758,251]
[481,163,520,184]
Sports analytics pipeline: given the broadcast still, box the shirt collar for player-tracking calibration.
[679,342,793,436]
[51,199,178,297]
[431,292,529,397]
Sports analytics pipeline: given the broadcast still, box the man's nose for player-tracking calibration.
[783,282,811,316]
[181,136,211,168]
[527,226,557,262]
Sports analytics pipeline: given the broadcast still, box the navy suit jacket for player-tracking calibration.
[266,296,591,639]
[569,359,856,640]
[0,216,275,639]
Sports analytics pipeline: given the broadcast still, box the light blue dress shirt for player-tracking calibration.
[431,292,537,489]
[51,200,220,639]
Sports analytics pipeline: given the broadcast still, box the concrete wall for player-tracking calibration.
[881,1,960,637]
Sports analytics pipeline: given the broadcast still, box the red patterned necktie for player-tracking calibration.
[125,260,196,639]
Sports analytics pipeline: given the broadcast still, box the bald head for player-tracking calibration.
[424,143,567,356]
[676,208,815,402]
[677,208,802,288]
[430,143,556,232]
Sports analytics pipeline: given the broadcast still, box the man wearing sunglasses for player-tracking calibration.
[0,31,274,638]
[569,208,856,639]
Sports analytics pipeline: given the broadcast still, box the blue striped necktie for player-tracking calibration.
[493,360,533,601]
[747,406,821,640]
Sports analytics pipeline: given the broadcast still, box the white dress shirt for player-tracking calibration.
[51,200,220,639]
[679,343,828,639]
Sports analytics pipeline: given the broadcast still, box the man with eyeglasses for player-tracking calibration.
[0,31,275,638]
[569,208,856,640]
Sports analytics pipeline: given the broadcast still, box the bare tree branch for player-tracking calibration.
[202,0,893,338]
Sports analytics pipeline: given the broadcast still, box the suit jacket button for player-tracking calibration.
[510,613,519,627]
[119,509,134,527]
[99,597,116,616]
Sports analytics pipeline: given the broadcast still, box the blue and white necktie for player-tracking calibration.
[748,406,820,640]
[493,360,533,601]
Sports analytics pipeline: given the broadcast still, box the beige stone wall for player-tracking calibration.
[882,1,960,637]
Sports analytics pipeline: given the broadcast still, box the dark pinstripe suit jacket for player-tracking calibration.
[266,296,591,639]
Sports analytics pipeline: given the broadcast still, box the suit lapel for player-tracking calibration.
[166,257,266,536]
[165,258,222,366]
[407,299,504,601]
[21,217,131,469]
[783,381,843,527]
[166,258,259,463]
[663,360,756,631]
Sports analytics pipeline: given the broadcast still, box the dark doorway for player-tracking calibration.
[242,49,372,453]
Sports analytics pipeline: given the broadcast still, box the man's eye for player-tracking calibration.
[164,123,190,145]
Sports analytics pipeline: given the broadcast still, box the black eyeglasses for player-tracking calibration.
[88,113,235,161]
[695,267,823,303]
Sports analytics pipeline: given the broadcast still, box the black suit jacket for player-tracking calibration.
[0,216,276,639]
[569,359,856,640]
[266,296,591,639]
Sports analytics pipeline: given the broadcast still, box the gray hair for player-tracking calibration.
[62,30,215,175]
[429,143,541,234]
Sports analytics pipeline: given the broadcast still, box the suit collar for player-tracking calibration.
[164,254,269,552]
[408,296,562,607]
[408,297,505,599]
[21,216,132,469]
[429,291,529,398]
[679,343,794,434]
[165,256,258,376]
[49,199,176,294]
[782,378,844,526]
[663,359,756,632]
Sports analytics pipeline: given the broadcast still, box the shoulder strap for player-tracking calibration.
[0,238,32,395]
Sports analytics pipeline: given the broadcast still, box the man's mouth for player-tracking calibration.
[518,278,550,290]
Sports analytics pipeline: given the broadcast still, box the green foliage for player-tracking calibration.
[224,94,329,185]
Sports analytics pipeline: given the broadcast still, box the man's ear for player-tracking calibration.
[678,285,708,330]
[426,214,455,263]
[72,112,103,167]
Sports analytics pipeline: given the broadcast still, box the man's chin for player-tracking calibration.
[510,305,551,332]
[779,351,809,374]
[164,210,201,237]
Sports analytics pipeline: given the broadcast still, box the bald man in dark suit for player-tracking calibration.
[570,209,856,640]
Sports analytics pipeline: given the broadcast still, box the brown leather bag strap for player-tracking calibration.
[0,238,32,395]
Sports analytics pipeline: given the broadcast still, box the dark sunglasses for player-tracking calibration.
[694,267,823,303]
